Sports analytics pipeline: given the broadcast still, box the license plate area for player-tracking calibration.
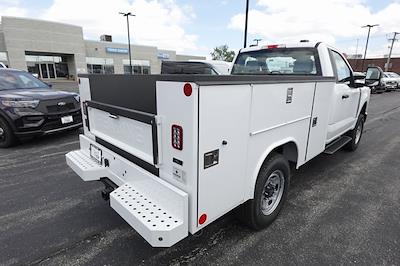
[61,115,73,124]
[90,144,102,164]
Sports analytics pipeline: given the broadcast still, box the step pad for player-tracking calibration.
[66,150,107,181]
[324,136,352,155]
[112,183,182,230]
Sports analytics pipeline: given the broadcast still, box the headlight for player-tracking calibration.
[74,95,80,103]
[1,99,40,108]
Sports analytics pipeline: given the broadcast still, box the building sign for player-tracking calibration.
[157,52,170,60]
[106,47,129,54]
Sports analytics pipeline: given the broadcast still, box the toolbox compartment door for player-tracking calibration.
[197,85,251,226]
[86,101,157,165]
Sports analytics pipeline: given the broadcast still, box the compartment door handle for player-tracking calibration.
[108,114,119,119]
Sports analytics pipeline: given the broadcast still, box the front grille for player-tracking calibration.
[47,103,76,113]
[36,97,79,114]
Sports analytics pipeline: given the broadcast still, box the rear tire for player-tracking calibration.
[239,153,290,230]
[345,114,365,151]
[0,117,17,148]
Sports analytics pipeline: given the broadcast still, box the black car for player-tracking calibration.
[0,69,82,147]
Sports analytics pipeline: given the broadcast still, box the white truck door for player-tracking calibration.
[327,49,359,141]
[198,84,251,227]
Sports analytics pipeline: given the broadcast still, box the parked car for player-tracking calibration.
[0,62,6,68]
[161,60,231,75]
[382,72,398,91]
[385,72,400,90]
[0,68,82,147]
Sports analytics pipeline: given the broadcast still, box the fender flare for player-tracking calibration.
[247,138,300,199]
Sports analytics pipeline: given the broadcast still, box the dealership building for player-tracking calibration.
[0,16,205,80]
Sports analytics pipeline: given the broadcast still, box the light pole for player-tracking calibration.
[119,12,135,74]
[361,24,379,72]
[244,0,249,48]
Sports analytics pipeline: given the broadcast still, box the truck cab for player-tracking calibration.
[231,42,370,145]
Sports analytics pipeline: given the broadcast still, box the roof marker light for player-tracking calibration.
[263,44,286,49]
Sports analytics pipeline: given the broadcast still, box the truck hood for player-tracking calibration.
[382,77,399,81]
[0,88,77,100]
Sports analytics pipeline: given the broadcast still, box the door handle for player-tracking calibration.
[108,114,119,119]
[342,94,349,99]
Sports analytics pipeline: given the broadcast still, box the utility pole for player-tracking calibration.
[361,24,379,72]
[119,12,135,74]
[354,38,360,71]
[385,32,399,71]
[244,0,249,48]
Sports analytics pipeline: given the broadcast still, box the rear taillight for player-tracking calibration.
[171,125,183,150]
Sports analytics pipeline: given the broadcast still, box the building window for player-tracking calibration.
[123,59,151,74]
[0,52,9,67]
[86,57,114,74]
[25,54,69,79]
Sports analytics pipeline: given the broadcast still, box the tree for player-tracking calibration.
[210,45,236,62]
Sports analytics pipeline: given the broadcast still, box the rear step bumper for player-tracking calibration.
[111,183,188,247]
[65,135,189,247]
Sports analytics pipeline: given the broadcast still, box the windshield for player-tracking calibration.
[232,48,319,75]
[0,70,49,90]
[161,62,219,75]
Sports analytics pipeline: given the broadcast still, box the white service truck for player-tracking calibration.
[66,42,371,247]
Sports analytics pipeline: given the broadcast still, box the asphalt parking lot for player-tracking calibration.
[1,92,399,266]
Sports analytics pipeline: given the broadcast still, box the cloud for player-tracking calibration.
[40,0,198,53]
[0,0,28,17]
[228,0,400,53]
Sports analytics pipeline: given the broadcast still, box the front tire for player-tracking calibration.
[240,153,290,230]
[345,114,365,151]
[0,117,17,148]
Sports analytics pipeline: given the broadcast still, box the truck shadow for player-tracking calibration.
[101,150,354,265]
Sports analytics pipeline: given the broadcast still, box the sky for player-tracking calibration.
[1,0,400,58]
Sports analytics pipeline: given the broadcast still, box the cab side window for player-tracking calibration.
[331,51,351,82]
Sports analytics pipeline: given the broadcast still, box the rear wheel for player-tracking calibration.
[345,114,365,151]
[0,117,17,148]
[239,153,290,230]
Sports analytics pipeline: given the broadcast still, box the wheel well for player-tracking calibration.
[360,103,367,115]
[270,142,298,165]
[0,111,15,130]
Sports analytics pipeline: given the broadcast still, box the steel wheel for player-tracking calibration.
[261,170,285,216]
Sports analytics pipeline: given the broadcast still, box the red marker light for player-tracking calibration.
[267,44,279,49]
[171,125,183,150]
[183,83,192,97]
[199,214,207,225]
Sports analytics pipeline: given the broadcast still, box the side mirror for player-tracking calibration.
[365,66,382,86]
